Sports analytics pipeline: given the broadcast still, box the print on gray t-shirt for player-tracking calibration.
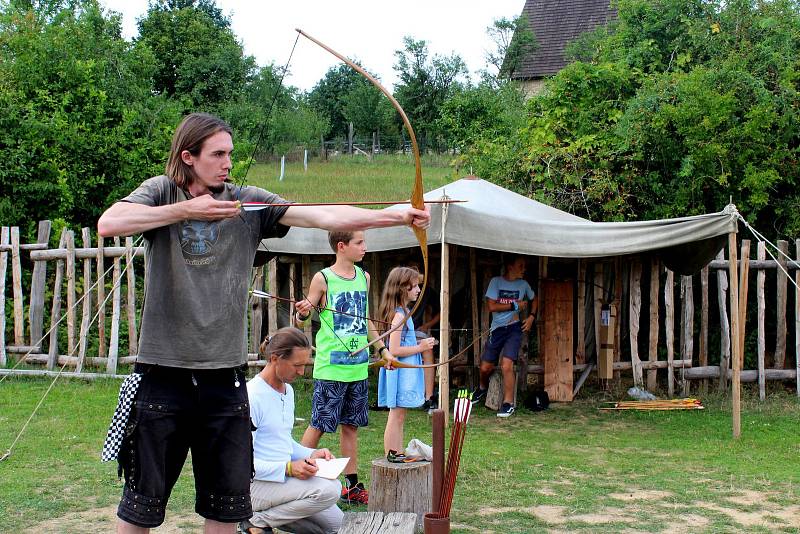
[123,175,290,369]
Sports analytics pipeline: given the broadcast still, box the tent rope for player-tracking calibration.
[736,214,800,293]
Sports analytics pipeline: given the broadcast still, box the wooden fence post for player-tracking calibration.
[268,258,278,336]
[795,239,799,397]
[0,227,9,366]
[250,265,265,356]
[665,269,674,397]
[29,220,52,346]
[757,242,766,400]
[76,228,93,373]
[48,229,69,370]
[737,240,751,372]
[302,256,313,338]
[65,230,76,356]
[470,249,480,370]
[699,265,709,394]
[126,236,138,356]
[716,250,731,391]
[629,259,643,387]
[775,240,788,368]
[680,275,693,396]
[576,260,587,366]
[11,227,24,346]
[728,233,741,439]
[648,258,660,391]
[107,237,122,375]
[97,235,106,358]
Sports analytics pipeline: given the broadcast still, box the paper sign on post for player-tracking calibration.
[313,457,349,480]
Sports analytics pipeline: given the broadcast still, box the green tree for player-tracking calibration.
[0,0,182,233]
[486,16,537,81]
[393,37,468,143]
[136,0,255,109]
[465,0,800,237]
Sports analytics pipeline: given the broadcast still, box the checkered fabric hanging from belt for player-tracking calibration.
[100,372,143,462]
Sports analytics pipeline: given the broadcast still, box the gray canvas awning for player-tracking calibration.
[261,177,737,274]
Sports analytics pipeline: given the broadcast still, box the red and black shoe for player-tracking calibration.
[341,482,369,505]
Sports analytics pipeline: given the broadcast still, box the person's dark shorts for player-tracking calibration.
[481,322,524,363]
[116,363,252,528]
[310,378,369,433]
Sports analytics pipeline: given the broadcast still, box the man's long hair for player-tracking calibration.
[165,113,233,189]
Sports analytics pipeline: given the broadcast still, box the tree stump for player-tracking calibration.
[368,458,431,532]
[485,370,503,410]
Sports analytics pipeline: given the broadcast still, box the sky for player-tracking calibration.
[99,1,526,92]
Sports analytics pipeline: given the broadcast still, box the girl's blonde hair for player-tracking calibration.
[377,267,421,335]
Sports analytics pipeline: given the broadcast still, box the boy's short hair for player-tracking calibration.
[328,231,355,252]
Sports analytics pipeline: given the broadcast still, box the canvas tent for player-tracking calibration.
[262,176,737,273]
[261,176,744,432]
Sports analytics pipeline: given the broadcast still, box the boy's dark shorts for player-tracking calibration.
[116,363,252,528]
[310,378,369,433]
[481,322,524,363]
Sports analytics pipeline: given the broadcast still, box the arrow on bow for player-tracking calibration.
[296,28,429,358]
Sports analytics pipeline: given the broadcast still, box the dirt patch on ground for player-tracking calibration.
[722,489,771,507]
[609,489,674,501]
[693,500,800,530]
[23,506,203,533]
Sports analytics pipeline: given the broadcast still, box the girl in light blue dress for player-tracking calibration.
[377,267,437,456]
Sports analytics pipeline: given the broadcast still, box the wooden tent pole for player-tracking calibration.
[728,232,741,438]
[438,200,451,423]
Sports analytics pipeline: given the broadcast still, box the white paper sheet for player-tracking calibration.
[313,457,349,480]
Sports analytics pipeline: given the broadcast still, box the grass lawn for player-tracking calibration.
[242,154,461,203]
[1,374,798,533]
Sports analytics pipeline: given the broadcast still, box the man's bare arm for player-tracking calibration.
[279,205,430,231]
[97,196,240,237]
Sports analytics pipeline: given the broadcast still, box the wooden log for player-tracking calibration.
[0,227,9,366]
[28,220,52,346]
[737,240,751,372]
[629,260,643,387]
[529,358,694,374]
[65,230,76,356]
[439,241,451,421]
[470,248,480,367]
[340,512,417,534]
[796,239,800,397]
[368,459,431,532]
[757,242,766,400]
[0,242,48,252]
[11,227,25,345]
[699,266,709,394]
[6,345,42,353]
[0,369,129,380]
[369,253,381,325]
[680,275,693,396]
[125,236,138,356]
[664,269,675,397]
[576,260,587,365]
[302,255,313,338]
[25,354,136,367]
[648,258,660,391]
[684,366,796,382]
[716,250,731,391]
[250,265,265,355]
[107,237,122,375]
[76,228,93,373]
[775,240,789,368]
[30,246,145,261]
[48,229,69,370]
[728,232,741,438]
[709,259,800,270]
[268,258,278,336]
[97,235,106,358]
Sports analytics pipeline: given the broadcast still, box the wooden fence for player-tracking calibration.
[1,222,798,400]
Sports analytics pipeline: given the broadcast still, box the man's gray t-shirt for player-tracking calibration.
[124,175,290,369]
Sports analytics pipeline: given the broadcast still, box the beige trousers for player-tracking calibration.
[249,476,343,534]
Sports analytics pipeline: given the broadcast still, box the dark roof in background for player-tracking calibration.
[513,0,616,79]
